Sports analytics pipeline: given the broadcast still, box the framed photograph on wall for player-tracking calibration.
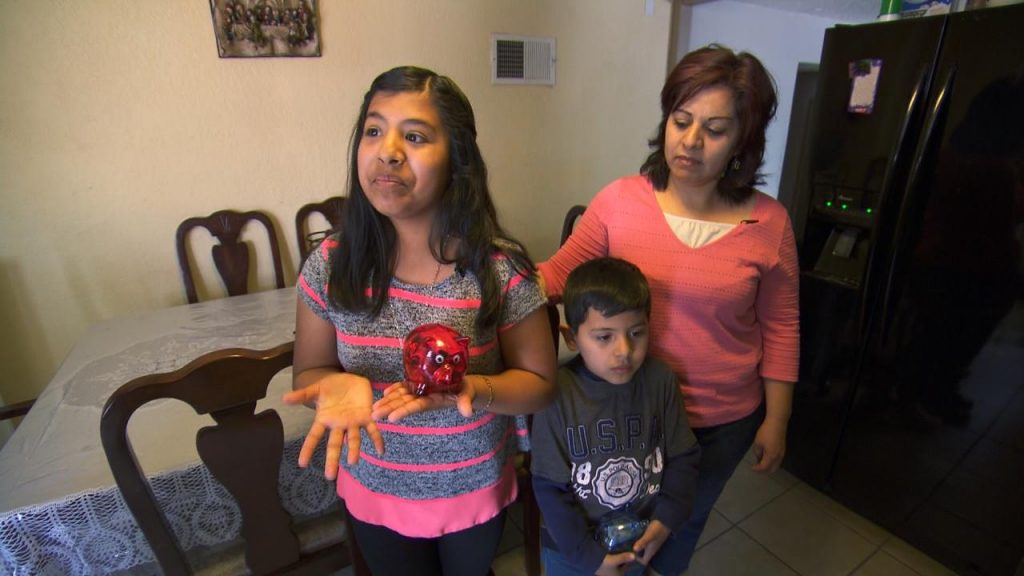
[209,0,321,58]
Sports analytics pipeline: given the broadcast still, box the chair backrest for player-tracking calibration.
[0,398,34,421]
[295,196,347,262]
[546,302,560,352]
[99,343,352,576]
[516,302,562,576]
[176,210,286,304]
[560,205,586,247]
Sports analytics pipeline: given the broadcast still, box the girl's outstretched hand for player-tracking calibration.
[282,373,384,479]
[371,379,479,422]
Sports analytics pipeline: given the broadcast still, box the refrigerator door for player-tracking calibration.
[827,5,1024,574]
[787,16,945,489]
[800,18,944,232]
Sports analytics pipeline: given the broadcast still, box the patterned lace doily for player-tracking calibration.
[0,441,335,575]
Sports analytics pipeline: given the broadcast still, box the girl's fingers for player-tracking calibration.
[373,387,422,421]
[345,424,363,466]
[387,396,431,422]
[456,393,474,417]
[366,421,385,456]
[374,386,467,421]
[384,403,410,422]
[298,422,325,468]
[456,384,476,417]
[371,382,411,418]
[325,427,344,479]
[282,386,315,405]
[370,399,397,421]
[373,382,407,405]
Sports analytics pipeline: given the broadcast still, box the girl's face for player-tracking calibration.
[357,90,450,225]
[663,85,741,194]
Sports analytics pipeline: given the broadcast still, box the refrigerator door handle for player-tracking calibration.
[875,66,957,349]
[825,68,939,486]
[855,66,930,340]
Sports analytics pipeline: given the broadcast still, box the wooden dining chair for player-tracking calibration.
[513,302,561,576]
[560,205,586,247]
[99,342,368,576]
[0,398,34,421]
[175,209,286,304]
[294,196,346,263]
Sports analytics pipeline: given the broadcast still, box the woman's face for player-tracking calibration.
[357,90,450,224]
[663,85,741,193]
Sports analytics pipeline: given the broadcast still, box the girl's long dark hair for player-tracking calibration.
[329,66,534,331]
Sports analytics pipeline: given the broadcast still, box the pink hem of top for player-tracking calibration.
[337,461,519,538]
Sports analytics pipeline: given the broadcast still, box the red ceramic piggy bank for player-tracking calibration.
[402,324,470,396]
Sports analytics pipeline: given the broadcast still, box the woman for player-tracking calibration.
[539,44,799,573]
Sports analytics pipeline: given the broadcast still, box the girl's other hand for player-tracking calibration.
[283,373,384,479]
[371,380,479,421]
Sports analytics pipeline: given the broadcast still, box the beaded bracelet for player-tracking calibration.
[479,375,495,411]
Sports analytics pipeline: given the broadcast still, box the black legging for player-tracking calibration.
[349,508,507,576]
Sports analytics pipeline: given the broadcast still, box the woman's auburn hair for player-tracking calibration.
[641,44,778,204]
[327,66,534,331]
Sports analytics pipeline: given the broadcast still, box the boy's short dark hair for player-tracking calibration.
[563,257,651,332]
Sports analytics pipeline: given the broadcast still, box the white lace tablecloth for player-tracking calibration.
[0,288,337,575]
[0,440,336,575]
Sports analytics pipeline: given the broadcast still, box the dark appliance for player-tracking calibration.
[783,5,1024,575]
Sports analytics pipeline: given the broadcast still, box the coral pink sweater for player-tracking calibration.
[540,176,800,428]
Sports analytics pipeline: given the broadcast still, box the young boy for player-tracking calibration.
[531,257,701,576]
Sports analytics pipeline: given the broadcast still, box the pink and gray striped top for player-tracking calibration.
[299,237,544,537]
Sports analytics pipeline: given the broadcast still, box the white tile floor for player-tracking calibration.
[331,450,958,576]
[490,451,958,576]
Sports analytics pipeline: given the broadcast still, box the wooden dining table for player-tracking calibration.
[0,287,339,575]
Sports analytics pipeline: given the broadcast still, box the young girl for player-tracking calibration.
[283,66,557,576]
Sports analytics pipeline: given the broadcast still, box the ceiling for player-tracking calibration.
[681,0,880,23]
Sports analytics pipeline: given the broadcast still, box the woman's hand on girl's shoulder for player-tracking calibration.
[283,372,384,478]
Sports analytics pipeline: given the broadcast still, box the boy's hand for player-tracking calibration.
[633,519,670,566]
[595,551,635,576]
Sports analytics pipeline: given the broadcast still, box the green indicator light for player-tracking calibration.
[841,203,848,210]
[825,201,832,207]
[866,208,873,214]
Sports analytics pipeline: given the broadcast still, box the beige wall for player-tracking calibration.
[0,1,671,408]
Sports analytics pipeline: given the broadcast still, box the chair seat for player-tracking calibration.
[189,507,349,576]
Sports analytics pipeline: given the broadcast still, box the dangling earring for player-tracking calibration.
[730,157,741,171]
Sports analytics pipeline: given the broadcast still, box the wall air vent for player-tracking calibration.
[491,34,556,86]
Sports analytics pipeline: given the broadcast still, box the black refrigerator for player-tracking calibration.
[782,5,1024,575]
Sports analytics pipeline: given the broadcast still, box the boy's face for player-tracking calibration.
[565,307,649,385]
